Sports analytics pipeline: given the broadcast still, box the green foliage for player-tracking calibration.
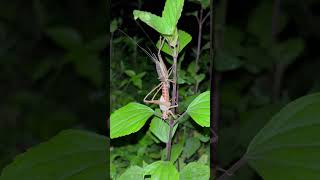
[183,137,201,158]
[0,130,107,180]
[118,166,144,180]
[133,0,184,36]
[157,30,192,56]
[180,162,210,180]
[110,103,154,139]
[187,91,210,127]
[144,161,179,180]
[246,93,320,179]
[149,116,178,143]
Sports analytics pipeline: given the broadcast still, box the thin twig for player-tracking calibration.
[216,156,247,180]
[194,9,203,93]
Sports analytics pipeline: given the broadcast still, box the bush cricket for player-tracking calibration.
[117,29,177,120]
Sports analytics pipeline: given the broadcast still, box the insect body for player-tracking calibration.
[143,37,177,120]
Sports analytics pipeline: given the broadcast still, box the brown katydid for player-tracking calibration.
[117,29,177,120]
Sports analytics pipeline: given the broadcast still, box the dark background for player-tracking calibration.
[0,0,107,171]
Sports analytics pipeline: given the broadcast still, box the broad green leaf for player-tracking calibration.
[149,117,178,143]
[214,50,243,72]
[157,30,192,56]
[46,27,83,50]
[111,103,154,139]
[187,91,210,127]
[133,10,166,34]
[246,93,320,180]
[144,161,179,180]
[180,162,210,180]
[183,137,201,158]
[118,166,144,180]
[0,130,107,180]
[133,0,184,35]
[271,38,304,66]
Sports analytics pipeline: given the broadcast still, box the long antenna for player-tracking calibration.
[117,29,157,63]
[135,21,158,52]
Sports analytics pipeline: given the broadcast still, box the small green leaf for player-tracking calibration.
[157,30,192,56]
[0,130,107,180]
[149,117,178,143]
[131,77,142,89]
[124,70,136,77]
[187,61,198,76]
[180,162,210,180]
[170,142,184,162]
[246,93,320,180]
[46,27,82,50]
[110,103,154,139]
[118,166,144,180]
[144,161,179,180]
[195,74,205,83]
[187,91,210,127]
[110,19,118,33]
[183,137,201,158]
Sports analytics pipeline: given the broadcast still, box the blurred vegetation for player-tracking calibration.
[0,0,106,171]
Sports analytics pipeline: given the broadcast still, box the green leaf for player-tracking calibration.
[157,30,192,56]
[0,130,107,180]
[170,142,184,162]
[46,27,83,50]
[246,93,320,180]
[214,50,243,72]
[195,74,205,83]
[149,117,178,143]
[183,137,201,158]
[110,19,118,33]
[118,166,144,180]
[180,162,210,180]
[271,38,304,66]
[144,161,179,180]
[124,70,136,77]
[187,91,210,127]
[131,77,142,89]
[133,0,184,35]
[110,103,154,139]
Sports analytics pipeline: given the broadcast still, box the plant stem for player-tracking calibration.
[166,45,179,161]
[216,156,247,180]
[194,9,203,93]
[166,118,174,161]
